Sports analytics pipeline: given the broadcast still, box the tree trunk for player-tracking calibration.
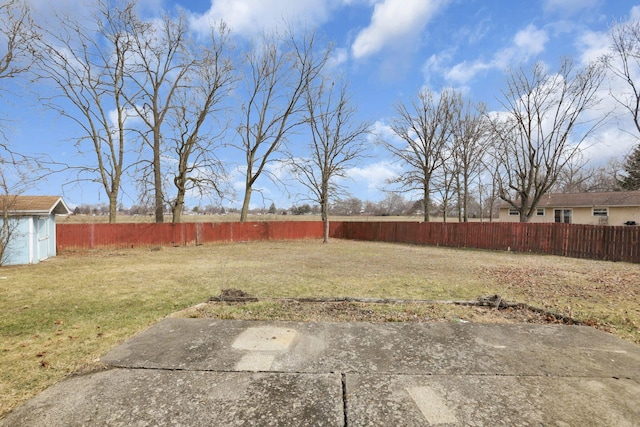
[108,193,118,224]
[462,174,469,222]
[323,219,329,243]
[172,196,184,224]
[154,130,164,223]
[423,185,430,222]
[240,186,252,222]
[172,206,182,223]
[457,176,463,222]
[321,197,329,243]
[488,200,494,222]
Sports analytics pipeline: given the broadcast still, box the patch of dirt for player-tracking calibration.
[185,295,584,326]
[209,288,258,302]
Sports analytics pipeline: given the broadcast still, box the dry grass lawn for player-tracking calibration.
[1,239,639,418]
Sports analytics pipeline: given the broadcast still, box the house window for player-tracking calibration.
[536,208,545,216]
[509,209,519,216]
[554,209,572,224]
[592,208,608,217]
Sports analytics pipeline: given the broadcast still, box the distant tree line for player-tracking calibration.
[73,191,499,221]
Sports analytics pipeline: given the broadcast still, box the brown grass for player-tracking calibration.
[1,239,639,418]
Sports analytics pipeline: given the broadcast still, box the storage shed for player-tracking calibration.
[1,195,70,265]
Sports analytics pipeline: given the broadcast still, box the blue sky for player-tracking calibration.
[3,0,640,210]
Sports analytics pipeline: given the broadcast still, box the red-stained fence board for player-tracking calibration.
[57,221,640,263]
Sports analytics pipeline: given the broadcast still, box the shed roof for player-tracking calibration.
[0,195,71,216]
[501,191,640,209]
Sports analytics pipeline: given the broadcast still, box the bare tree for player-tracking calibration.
[290,78,369,242]
[330,196,363,216]
[451,98,488,222]
[0,0,36,152]
[0,0,34,83]
[33,0,139,223]
[432,161,456,222]
[0,1,37,257]
[0,163,32,260]
[607,17,640,138]
[551,154,620,193]
[385,88,459,222]
[0,192,18,265]
[235,28,330,222]
[166,24,236,223]
[378,192,410,216]
[0,170,31,265]
[489,59,605,222]
[126,11,194,223]
[476,159,503,222]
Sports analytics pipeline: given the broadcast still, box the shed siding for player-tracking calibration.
[1,214,58,265]
[2,217,31,265]
[48,213,57,258]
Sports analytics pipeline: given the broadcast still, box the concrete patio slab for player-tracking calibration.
[2,319,639,426]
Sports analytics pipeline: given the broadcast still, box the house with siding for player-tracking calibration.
[498,191,640,226]
[1,195,70,265]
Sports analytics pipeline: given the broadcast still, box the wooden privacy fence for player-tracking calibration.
[57,221,640,263]
[331,222,640,263]
[56,221,324,250]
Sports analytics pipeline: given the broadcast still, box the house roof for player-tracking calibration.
[501,191,640,209]
[0,195,71,216]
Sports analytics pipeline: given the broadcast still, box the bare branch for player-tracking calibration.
[383,88,460,222]
[235,27,331,221]
[124,10,196,223]
[606,17,640,137]
[0,0,36,81]
[289,77,370,242]
[165,23,236,223]
[489,58,606,222]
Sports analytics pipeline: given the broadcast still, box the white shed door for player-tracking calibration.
[37,216,50,261]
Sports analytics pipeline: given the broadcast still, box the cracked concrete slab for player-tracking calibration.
[1,369,344,427]
[346,375,640,426]
[2,319,640,426]
[101,319,640,379]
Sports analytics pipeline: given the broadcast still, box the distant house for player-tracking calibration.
[0,196,71,266]
[498,191,640,226]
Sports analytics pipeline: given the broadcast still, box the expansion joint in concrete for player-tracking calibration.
[341,372,348,427]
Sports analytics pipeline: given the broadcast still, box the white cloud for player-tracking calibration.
[581,124,637,165]
[422,50,454,85]
[368,120,402,145]
[347,161,401,192]
[351,0,449,59]
[445,24,549,84]
[582,5,640,152]
[543,0,600,16]
[513,24,548,56]
[325,47,349,72]
[107,107,145,131]
[576,29,610,65]
[190,0,336,37]
[23,0,84,12]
